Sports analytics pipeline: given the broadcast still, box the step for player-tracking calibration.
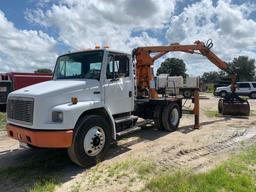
[116,126,141,137]
[114,115,138,124]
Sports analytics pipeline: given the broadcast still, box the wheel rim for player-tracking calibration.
[84,126,105,157]
[184,91,191,97]
[170,108,179,125]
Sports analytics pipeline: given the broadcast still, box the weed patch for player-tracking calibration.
[143,145,256,192]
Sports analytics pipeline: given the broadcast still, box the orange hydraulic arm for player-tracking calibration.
[133,40,235,99]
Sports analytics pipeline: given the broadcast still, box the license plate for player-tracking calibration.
[0,87,7,92]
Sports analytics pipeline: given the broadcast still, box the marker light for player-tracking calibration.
[71,96,78,104]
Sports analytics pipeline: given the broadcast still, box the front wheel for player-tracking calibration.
[68,115,111,167]
[161,103,181,132]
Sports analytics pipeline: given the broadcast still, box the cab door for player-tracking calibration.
[103,53,133,115]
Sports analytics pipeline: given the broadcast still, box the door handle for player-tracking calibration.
[93,91,100,94]
[129,91,132,97]
[110,78,119,82]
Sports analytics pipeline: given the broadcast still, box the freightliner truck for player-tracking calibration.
[6,40,250,167]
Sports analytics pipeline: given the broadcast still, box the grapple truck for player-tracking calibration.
[6,40,250,167]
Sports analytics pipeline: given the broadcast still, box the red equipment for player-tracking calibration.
[0,72,52,111]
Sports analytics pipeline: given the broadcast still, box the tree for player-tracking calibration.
[201,71,228,83]
[34,68,53,74]
[157,58,187,77]
[230,56,255,81]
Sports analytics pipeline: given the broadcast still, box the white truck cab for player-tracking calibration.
[6,48,182,167]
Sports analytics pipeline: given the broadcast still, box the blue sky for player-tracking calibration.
[0,0,255,74]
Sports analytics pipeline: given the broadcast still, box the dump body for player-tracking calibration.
[156,75,199,98]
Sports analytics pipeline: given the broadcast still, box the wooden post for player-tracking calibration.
[193,90,200,129]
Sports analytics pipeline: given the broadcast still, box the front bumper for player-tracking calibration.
[7,124,73,148]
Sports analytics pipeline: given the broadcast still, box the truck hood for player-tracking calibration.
[9,79,98,97]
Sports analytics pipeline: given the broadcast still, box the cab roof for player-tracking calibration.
[60,48,131,57]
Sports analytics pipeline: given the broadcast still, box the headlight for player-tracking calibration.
[52,111,63,122]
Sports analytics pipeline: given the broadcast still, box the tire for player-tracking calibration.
[183,90,192,98]
[68,115,111,167]
[250,92,256,99]
[161,103,181,132]
[220,91,227,98]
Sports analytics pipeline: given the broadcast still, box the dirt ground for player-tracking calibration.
[0,93,256,192]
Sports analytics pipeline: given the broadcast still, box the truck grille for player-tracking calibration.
[7,97,34,125]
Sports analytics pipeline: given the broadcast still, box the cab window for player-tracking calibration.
[106,55,129,79]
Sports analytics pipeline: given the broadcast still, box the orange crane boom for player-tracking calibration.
[132,39,250,129]
[133,39,235,99]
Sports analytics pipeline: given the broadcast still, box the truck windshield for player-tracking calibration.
[54,51,104,80]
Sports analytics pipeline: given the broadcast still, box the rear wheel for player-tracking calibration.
[250,92,256,99]
[68,115,111,167]
[161,103,181,132]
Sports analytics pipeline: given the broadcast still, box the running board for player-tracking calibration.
[114,115,138,124]
[116,126,141,137]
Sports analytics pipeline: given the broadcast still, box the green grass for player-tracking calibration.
[250,110,256,116]
[0,149,72,192]
[206,84,215,93]
[142,145,256,192]
[0,112,6,130]
[204,109,219,118]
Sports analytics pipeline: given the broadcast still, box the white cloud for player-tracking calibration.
[0,10,58,73]
[165,0,256,75]
[26,0,175,51]
[1,0,255,76]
